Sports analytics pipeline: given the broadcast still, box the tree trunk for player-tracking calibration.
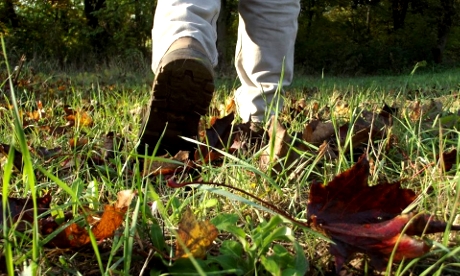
[391,0,409,30]
[84,0,106,28]
[84,0,107,53]
[217,0,230,72]
[305,0,316,30]
[432,0,456,64]
[1,0,19,28]
[366,4,371,33]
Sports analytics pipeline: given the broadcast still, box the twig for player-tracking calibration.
[167,177,311,229]
[12,54,26,86]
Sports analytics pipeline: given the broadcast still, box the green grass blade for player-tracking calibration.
[2,34,40,274]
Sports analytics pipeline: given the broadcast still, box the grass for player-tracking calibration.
[1,52,460,275]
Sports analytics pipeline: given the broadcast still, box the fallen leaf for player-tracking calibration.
[286,97,309,118]
[228,122,266,153]
[260,117,306,172]
[321,213,431,270]
[142,150,192,177]
[307,155,460,271]
[438,149,457,171]
[409,100,421,121]
[337,122,384,149]
[379,104,397,126]
[0,193,52,226]
[302,119,335,145]
[225,97,236,114]
[308,155,415,224]
[45,190,134,248]
[69,137,89,149]
[195,112,234,162]
[175,208,218,259]
[0,144,23,171]
[102,132,123,160]
[317,141,337,161]
[42,125,70,136]
[205,112,235,148]
[64,105,93,127]
[334,100,350,118]
[25,100,45,122]
[34,146,63,161]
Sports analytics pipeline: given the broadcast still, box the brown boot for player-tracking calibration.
[138,37,215,156]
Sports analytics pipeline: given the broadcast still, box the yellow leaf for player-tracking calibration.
[176,208,218,259]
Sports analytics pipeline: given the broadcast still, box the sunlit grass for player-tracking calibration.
[1,51,460,275]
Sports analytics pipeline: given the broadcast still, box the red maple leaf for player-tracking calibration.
[307,155,460,272]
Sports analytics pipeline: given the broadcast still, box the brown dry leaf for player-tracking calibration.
[361,104,396,128]
[0,144,23,171]
[102,132,123,160]
[143,150,192,177]
[438,149,457,171]
[260,118,291,171]
[195,113,235,162]
[317,141,337,161]
[260,117,306,172]
[41,125,70,136]
[175,208,218,259]
[409,100,421,121]
[69,137,89,149]
[302,119,335,145]
[46,190,134,248]
[407,99,444,123]
[287,98,309,117]
[337,122,383,149]
[202,113,234,148]
[0,193,52,225]
[34,146,63,161]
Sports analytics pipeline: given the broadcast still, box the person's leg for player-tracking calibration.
[151,0,220,70]
[234,0,300,123]
[138,0,220,156]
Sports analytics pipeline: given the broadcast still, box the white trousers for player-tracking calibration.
[152,0,300,122]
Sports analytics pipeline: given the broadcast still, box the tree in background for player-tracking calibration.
[432,0,457,63]
[0,0,458,74]
[84,0,108,53]
[0,0,19,29]
[1,0,154,67]
[295,0,459,74]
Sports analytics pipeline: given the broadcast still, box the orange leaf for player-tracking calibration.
[46,190,134,248]
[175,208,218,259]
[64,106,93,127]
[25,100,45,122]
[69,137,89,149]
[225,97,236,114]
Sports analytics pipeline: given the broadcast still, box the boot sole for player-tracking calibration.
[138,51,214,156]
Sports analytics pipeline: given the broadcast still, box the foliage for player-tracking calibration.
[211,214,308,275]
[296,0,459,74]
[0,0,155,66]
[1,0,459,73]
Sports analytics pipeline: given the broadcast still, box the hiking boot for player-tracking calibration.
[138,37,215,156]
